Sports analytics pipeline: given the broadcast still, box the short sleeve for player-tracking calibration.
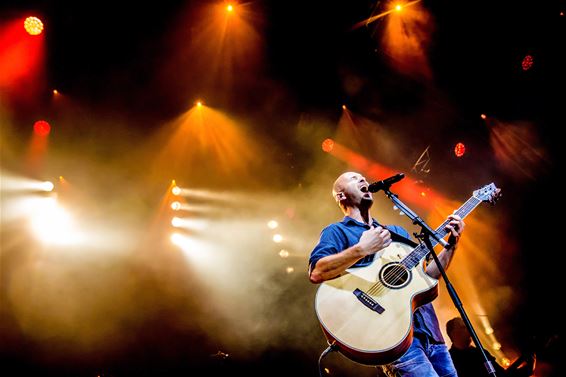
[308,225,347,273]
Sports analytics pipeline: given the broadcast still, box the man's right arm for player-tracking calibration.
[309,244,366,284]
[309,226,391,284]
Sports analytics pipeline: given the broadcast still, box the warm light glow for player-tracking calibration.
[342,105,347,110]
[321,138,334,153]
[481,113,487,120]
[420,191,426,197]
[169,217,208,231]
[485,327,494,335]
[170,233,184,246]
[502,358,511,367]
[39,181,54,192]
[152,106,263,182]
[454,142,466,157]
[33,120,51,136]
[30,197,81,245]
[196,101,203,107]
[370,0,431,79]
[492,342,501,350]
[169,232,213,263]
[267,220,278,229]
[521,55,534,71]
[172,186,181,195]
[279,249,289,258]
[53,89,58,95]
[171,201,181,211]
[0,173,57,192]
[24,16,44,35]
[272,234,283,243]
[226,4,234,13]
[286,267,294,274]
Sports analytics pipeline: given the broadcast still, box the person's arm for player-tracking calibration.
[309,226,391,284]
[425,214,465,279]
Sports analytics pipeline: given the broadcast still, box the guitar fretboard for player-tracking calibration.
[401,196,482,269]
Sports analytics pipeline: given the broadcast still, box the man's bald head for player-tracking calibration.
[332,171,355,201]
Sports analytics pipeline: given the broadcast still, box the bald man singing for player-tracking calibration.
[309,171,465,377]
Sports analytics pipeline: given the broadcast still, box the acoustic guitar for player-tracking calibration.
[314,183,501,365]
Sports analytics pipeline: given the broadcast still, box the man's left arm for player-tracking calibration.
[425,214,465,279]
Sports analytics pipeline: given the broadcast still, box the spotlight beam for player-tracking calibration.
[352,0,422,30]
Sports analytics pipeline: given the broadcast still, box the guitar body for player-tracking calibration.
[315,242,439,365]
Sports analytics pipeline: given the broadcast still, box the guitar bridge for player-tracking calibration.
[353,288,385,314]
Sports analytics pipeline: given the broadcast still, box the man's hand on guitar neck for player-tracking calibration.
[445,214,465,249]
[426,214,465,279]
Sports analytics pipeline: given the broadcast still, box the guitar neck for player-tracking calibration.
[402,195,483,269]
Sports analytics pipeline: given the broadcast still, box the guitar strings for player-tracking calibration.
[368,198,478,295]
[365,198,480,296]
[366,198,479,295]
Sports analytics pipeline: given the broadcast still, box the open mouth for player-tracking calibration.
[360,186,369,193]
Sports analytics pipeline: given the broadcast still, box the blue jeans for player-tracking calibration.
[380,334,457,377]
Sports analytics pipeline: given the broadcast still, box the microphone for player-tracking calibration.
[368,173,405,193]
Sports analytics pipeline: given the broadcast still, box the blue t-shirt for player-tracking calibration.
[309,216,445,343]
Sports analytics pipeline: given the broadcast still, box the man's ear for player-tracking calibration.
[336,192,346,201]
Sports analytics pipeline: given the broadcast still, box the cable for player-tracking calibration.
[318,341,338,377]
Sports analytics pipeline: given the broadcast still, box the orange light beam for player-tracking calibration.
[326,141,444,209]
[352,0,422,30]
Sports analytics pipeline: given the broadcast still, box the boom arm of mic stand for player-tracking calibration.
[381,188,449,248]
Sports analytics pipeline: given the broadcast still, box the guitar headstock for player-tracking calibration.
[473,183,502,205]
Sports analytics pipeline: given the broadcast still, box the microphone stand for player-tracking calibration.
[380,185,497,377]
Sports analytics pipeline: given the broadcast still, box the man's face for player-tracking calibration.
[334,172,373,208]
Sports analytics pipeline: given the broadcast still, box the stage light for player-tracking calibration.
[267,220,278,229]
[171,201,181,211]
[481,114,487,120]
[454,142,466,157]
[33,120,51,136]
[279,249,289,258]
[226,4,234,13]
[395,4,403,12]
[272,234,283,243]
[196,100,203,107]
[53,89,59,95]
[485,327,494,335]
[286,267,294,274]
[492,342,501,350]
[39,181,54,192]
[170,233,185,246]
[521,55,534,71]
[342,105,347,110]
[321,138,334,153]
[172,186,181,195]
[169,217,208,231]
[24,16,43,36]
[30,197,80,245]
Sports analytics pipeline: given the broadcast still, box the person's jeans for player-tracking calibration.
[381,334,457,377]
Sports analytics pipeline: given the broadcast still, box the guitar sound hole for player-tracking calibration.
[380,263,411,289]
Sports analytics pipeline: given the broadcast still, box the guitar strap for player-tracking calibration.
[384,225,419,248]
